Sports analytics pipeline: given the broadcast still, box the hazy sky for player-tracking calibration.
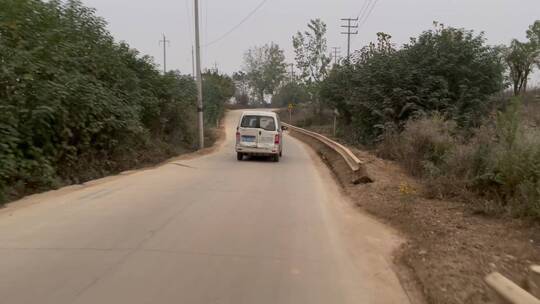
[82,0,539,85]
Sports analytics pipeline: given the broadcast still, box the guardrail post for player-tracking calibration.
[529,265,540,299]
[485,272,540,304]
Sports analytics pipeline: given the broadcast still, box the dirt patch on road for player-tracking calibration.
[287,130,540,304]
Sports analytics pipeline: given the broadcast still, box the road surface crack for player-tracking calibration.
[171,162,196,169]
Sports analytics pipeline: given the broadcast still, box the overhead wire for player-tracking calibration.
[356,0,372,22]
[185,0,194,40]
[358,0,379,28]
[350,0,380,45]
[202,0,269,47]
[347,0,379,57]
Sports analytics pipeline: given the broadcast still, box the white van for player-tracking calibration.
[235,111,286,162]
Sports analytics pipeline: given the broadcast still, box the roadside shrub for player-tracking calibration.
[485,100,540,217]
[321,25,505,144]
[203,70,235,127]
[378,99,540,219]
[415,124,497,206]
[522,98,540,127]
[0,0,217,204]
[495,138,540,217]
[271,82,310,108]
[378,115,456,177]
[374,125,402,160]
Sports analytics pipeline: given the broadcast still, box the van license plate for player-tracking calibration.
[241,136,256,142]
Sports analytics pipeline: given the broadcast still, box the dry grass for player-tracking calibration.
[377,100,540,220]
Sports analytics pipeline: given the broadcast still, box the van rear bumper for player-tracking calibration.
[236,146,278,155]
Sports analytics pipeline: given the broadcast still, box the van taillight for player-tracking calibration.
[236,132,240,143]
[274,134,280,144]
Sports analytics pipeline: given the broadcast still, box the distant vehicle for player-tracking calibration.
[235,111,286,162]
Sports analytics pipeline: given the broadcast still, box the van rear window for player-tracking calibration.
[240,115,276,131]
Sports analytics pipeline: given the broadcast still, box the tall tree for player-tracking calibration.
[292,19,331,118]
[242,43,287,104]
[203,70,235,126]
[527,20,540,48]
[505,20,540,96]
[232,71,250,106]
[527,20,540,79]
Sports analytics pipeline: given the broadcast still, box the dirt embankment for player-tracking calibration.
[287,129,540,304]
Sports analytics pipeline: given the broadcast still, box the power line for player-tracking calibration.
[356,0,372,21]
[185,0,194,40]
[358,0,379,28]
[203,0,269,47]
[349,0,380,53]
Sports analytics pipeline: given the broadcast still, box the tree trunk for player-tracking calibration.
[259,90,264,105]
[522,77,528,96]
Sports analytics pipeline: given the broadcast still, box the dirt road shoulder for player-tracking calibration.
[287,129,540,304]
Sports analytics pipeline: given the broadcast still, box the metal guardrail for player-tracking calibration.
[485,266,540,304]
[282,122,363,172]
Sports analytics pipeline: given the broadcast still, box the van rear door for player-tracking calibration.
[238,115,259,148]
[257,116,277,150]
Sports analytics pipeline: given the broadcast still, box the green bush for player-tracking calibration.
[202,70,235,127]
[321,26,505,144]
[486,100,540,217]
[271,82,310,107]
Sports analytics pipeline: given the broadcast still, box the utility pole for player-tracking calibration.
[340,18,358,61]
[331,47,341,65]
[194,0,204,149]
[288,63,295,82]
[191,45,195,78]
[159,34,170,74]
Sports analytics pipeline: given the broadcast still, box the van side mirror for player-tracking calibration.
[281,126,288,131]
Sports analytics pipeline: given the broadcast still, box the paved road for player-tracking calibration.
[0,110,411,304]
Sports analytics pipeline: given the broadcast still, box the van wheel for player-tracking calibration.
[273,154,279,162]
[237,152,243,161]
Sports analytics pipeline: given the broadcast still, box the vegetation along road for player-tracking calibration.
[2,0,540,303]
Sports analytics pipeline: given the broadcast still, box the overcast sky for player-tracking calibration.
[83,0,539,85]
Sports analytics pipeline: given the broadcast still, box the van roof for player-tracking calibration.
[240,110,277,117]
